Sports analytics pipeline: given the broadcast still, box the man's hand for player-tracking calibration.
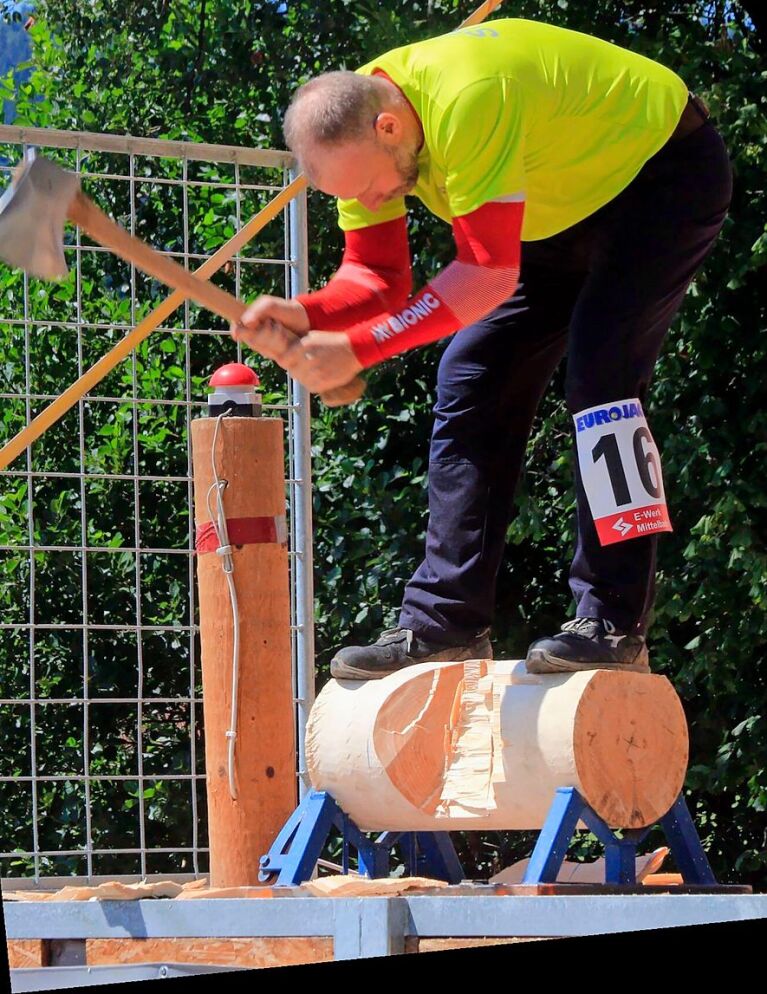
[238,295,311,335]
[232,320,363,394]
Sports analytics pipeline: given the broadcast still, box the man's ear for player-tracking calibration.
[374,111,404,145]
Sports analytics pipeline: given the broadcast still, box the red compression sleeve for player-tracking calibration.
[346,200,524,367]
[296,216,412,330]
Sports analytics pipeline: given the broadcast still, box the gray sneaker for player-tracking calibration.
[525,617,650,674]
[330,626,493,681]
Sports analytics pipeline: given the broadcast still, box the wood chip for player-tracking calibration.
[490,847,670,884]
[175,886,274,899]
[2,880,185,901]
[301,875,449,897]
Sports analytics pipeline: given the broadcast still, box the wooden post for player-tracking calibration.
[191,416,296,887]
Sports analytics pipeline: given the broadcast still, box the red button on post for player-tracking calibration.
[209,363,260,388]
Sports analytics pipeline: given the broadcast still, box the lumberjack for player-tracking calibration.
[232,18,732,680]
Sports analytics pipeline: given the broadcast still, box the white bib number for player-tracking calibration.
[574,398,672,546]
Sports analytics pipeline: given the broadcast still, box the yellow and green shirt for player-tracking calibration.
[337,18,689,241]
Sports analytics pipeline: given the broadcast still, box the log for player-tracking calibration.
[192,416,296,886]
[307,660,688,830]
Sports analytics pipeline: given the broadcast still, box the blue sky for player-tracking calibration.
[0,1,33,123]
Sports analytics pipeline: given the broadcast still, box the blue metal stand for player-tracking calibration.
[261,787,716,888]
[259,790,464,886]
[522,787,717,886]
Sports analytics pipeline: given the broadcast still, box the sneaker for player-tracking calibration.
[330,626,493,681]
[525,617,650,674]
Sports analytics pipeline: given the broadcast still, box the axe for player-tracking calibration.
[0,153,365,407]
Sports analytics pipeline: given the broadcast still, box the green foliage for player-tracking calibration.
[0,0,765,885]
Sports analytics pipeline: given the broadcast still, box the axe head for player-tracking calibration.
[0,154,81,280]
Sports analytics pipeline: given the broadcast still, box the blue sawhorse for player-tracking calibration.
[259,790,464,885]
[260,786,717,887]
[522,786,717,885]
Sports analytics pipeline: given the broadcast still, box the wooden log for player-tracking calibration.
[307,660,688,830]
[192,416,296,887]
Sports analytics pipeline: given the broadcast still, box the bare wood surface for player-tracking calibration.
[406,938,553,953]
[373,665,465,813]
[86,937,334,968]
[6,940,46,969]
[175,887,276,900]
[460,0,505,27]
[0,124,292,167]
[309,661,689,830]
[573,671,688,826]
[301,875,449,897]
[1,880,185,902]
[192,417,296,887]
[491,883,752,895]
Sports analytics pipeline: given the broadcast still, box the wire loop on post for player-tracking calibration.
[205,412,241,801]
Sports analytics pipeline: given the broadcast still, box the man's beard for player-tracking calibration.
[385,144,420,200]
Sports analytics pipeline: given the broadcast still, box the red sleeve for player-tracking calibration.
[346,200,524,367]
[296,216,412,330]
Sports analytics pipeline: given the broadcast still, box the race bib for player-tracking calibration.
[574,399,672,547]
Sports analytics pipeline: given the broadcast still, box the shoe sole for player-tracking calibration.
[525,648,651,675]
[331,644,493,681]
[330,659,417,680]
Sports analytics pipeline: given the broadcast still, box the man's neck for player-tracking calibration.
[373,72,424,152]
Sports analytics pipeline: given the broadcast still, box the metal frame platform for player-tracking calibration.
[5,893,767,962]
[9,962,246,992]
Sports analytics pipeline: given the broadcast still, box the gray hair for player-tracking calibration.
[283,71,384,159]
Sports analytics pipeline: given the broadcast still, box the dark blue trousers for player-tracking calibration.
[399,121,732,643]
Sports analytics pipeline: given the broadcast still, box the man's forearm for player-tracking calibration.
[346,200,525,365]
[346,260,520,366]
[296,216,412,330]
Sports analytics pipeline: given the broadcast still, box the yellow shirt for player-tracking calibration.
[337,18,689,241]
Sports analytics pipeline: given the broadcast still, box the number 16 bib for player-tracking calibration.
[574,398,672,547]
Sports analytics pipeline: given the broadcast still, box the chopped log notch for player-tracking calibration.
[308,661,688,831]
[192,416,296,886]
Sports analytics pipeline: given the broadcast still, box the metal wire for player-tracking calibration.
[204,413,240,801]
[0,127,311,882]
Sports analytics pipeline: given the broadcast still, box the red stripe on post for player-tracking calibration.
[195,515,287,553]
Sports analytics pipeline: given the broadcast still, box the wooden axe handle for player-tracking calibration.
[67,190,365,407]
[459,0,505,27]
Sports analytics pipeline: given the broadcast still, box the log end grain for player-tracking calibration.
[573,671,689,828]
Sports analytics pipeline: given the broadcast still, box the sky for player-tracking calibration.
[0,3,33,123]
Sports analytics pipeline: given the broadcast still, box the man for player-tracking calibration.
[232,18,732,680]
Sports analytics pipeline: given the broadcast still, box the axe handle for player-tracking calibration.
[67,190,365,408]
[459,0,505,27]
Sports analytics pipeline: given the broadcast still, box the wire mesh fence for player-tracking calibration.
[0,125,313,882]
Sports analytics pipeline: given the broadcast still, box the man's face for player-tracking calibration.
[307,134,419,212]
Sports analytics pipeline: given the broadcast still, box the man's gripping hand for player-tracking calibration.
[232,306,364,397]
[236,295,311,336]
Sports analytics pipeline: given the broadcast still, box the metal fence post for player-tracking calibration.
[287,168,315,800]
